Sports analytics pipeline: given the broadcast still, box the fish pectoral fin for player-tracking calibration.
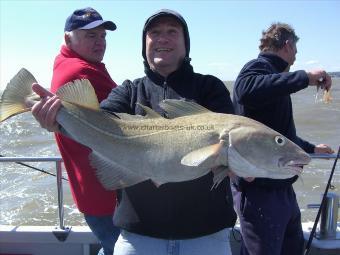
[159,99,210,118]
[181,143,223,168]
[211,166,229,189]
[136,103,163,118]
[0,68,37,122]
[90,152,148,190]
[56,79,100,111]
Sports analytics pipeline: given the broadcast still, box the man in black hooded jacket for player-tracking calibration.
[232,22,333,255]
[30,9,237,255]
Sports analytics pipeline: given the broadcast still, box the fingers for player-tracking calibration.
[323,73,332,91]
[314,144,335,154]
[31,94,61,132]
[319,72,332,91]
[30,83,61,132]
[307,70,332,90]
[32,83,55,98]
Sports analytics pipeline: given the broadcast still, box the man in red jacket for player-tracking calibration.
[46,7,119,255]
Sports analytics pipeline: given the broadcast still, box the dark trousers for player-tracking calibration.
[232,183,304,255]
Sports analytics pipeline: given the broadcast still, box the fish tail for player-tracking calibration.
[0,68,38,122]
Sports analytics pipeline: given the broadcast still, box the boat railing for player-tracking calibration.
[0,153,339,233]
[0,156,65,231]
[309,154,340,159]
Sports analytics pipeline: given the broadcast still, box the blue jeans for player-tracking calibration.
[84,214,120,255]
[113,228,232,255]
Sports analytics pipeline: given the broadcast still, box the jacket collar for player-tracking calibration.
[60,45,105,68]
[143,58,193,85]
[61,45,84,59]
[258,52,288,72]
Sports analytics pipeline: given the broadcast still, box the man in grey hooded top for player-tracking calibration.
[30,9,237,255]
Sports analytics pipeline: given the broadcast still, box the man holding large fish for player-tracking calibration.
[0,10,311,255]
[30,9,239,254]
[232,22,334,255]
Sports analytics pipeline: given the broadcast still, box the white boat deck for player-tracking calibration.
[0,225,99,255]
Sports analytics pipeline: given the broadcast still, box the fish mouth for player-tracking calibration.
[284,163,306,175]
[279,158,311,175]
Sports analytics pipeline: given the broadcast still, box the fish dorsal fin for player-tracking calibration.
[159,99,210,118]
[56,79,100,110]
[136,103,162,118]
[181,142,226,168]
[0,68,38,122]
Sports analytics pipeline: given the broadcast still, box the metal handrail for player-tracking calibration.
[309,153,340,159]
[0,156,65,229]
[0,156,62,162]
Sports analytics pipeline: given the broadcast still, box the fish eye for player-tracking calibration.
[275,136,286,146]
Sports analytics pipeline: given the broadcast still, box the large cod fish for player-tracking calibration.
[0,68,311,190]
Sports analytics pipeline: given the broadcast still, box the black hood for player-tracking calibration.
[142,9,191,62]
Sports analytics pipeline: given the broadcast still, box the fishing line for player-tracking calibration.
[304,146,340,255]
[0,154,68,181]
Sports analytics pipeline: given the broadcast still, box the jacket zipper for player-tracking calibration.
[162,81,168,117]
[163,81,167,100]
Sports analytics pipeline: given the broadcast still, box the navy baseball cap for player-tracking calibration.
[64,7,116,32]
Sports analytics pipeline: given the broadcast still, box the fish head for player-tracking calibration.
[227,123,311,179]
